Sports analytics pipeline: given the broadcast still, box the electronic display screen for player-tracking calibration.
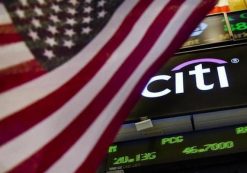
[106,125,247,171]
[128,45,247,121]
[182,14,231,48]
[227,10,247,40]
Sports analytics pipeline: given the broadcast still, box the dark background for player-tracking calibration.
[128,45,247,121]
[106,125,247,171]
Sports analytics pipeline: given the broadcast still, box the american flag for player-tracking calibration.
[0,0,216,172]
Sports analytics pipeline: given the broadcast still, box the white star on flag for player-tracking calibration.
[32,18,41,28]
[43,49,55,59]
[66,18,76,26]
[65,29,75,37]
[98,10,107,18]
[82,27,92,34]
[68,8,76,15]
[28,30,39,41]
[69,0,78,6]
[84,6,93,13]
[34,7,44,16]
[98,0,106,7]
[49,15,60,23]
[19,0,28,6]
[63,40,74,48]
[45,37,57,47]
[52,4,61,13]
[16,9,25,18]
[82,16,93,24]
[37,0,46,5]
[48,26,58,35]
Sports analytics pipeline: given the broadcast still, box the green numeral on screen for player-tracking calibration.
[182,141,234,155]
[108,145,117,153]
[240,13,247,19]
[224,22,247,32]
[182,146,198,155]
[112,152,156,165]
[140,152,156,160]
[113,156,134,165]
[236,126,247,135]
[235,22,247,31]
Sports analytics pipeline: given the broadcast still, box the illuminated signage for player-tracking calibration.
[182,14,230,48]
[106,125,247,171]
[142,58,229,98]
[226,10,247,40]
[181,11,247,48]
[112,152,157,166]
[161,136,183,145]
[182,141,234,155]
[235,126,247,134]
[128,45,247,121]
[108,145,118,153]
[190,23,208,37]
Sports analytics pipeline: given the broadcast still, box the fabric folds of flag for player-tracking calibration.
[0,0,217,173]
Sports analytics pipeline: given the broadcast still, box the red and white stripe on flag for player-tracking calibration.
[0,0,216,173]
[0,3,45,92]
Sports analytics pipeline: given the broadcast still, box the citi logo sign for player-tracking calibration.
[142,58,229,98]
